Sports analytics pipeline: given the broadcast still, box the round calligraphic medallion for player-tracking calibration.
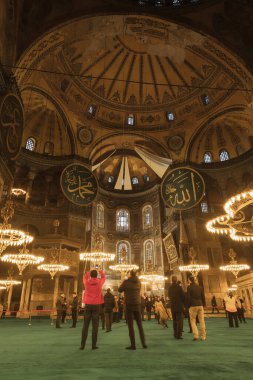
[60,163,98,206]
[161,167,205,210]
[0,94,24,159]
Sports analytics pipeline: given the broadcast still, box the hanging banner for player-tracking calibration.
[60,163,98,206]
[0,93,24,160]
[161,167,205,210]
[163,233,178,270]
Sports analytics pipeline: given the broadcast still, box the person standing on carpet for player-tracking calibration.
[211,295,220,314]
[61,297,67,324]
[224,291,239,328]
[104,288,115,332]
[237,298,247,324]
[70,292,78,328]
[168,276,185,339]
[156,299,169,328]
[80,268,106,350]
[56,294,64,328]
[187,276,206,341]
[118,270,147,350]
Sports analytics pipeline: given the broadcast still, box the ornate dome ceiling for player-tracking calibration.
[15,14,253,170]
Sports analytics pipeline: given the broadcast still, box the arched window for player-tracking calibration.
[219,149,230,162]
[166,111,174,121]
[116,241,131,264]
[204,152,212,163]
[132,176,139,185]
[143,174,150,182]
[143,205,153,229]
[108,175,114,184]
[96,203,104,229]
[116,209,129,232]
[25,137,36,151]
[127,114,134,126]
[200,201,209,213]
[144,240,154,271]
[44,141,54,155]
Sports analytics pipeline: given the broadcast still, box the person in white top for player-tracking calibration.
[224,291,239,328]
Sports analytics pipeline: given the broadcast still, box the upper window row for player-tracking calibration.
[96,205,153,231]
[204,150,230,163]
[107,174,150,185]
[25,137,54,155]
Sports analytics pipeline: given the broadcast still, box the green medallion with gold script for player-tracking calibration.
[161,167,205,210]
[60,163,98,206]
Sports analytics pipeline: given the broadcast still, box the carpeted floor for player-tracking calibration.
[0,317,252,380]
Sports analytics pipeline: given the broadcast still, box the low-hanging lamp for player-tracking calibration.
[179,247,209,280]
[220,248,250,278]
[0,199,33,254]
[1,243,44,275]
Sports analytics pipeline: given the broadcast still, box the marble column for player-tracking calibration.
[74,278,78,294]
[24,278,32,312]
[52,276,60,311]
[17,280,27,317]
[6,285,13,315]
[64,278,70,300]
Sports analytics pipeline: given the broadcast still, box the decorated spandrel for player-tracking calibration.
[0,94,24,160]
[161,167,205,210]
[60,163,98,206]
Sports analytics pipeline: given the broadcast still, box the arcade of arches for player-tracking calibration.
[1,1,253,324]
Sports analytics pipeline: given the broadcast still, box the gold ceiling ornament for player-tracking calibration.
[11,188,26,197]
[0,199,33,254]
[179,247,209,280]
[220,248,250,278]
[37,246,69,279]
[0,279,21,290]
[206,190,253,242]
[80,233,115,263]
[1,243,44,275]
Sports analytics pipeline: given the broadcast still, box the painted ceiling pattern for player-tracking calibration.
[15,14,253,181]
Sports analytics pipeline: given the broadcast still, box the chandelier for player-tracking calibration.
[37,263,69,279]
[0,279,21,289]
[11,188,26,197]
[179,247,209,280]
[1,243,44,275]
[80,233,115,264]
[80,251,115,262]
[206,190,253,242]
[0,285,6,290]
[109,264,139,272]
[37,246,69,279]
[220,248,250,278]
[139,273,167,282]
[0,199,33,254]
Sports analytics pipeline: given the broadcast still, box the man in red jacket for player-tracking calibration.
[80,269,106,350]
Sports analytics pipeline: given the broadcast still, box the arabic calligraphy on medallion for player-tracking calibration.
[60,163,98,206]
[161,167,205,210]
[0,94,24,160]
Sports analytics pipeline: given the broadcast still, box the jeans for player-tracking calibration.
[125,306,146,348]
[81,304,100,348]
[189,306,206,339]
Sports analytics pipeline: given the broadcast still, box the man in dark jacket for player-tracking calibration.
[104,288,115,332]
[187,276,206,341]
[118,271,147,350]
[168,276,185,339]
[70,292,78,328]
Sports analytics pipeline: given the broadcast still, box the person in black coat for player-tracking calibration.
[70,292,78,328]
[118,271,147,350]
[168,276,185,339]
[104,288,116,332]
[145,297,153,321]
[56,294,64,328]
[211,295,220,314]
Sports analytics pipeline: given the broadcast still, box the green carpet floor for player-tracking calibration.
[0,318,252,380]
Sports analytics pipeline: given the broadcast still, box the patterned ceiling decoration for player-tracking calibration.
[188,108,253,162]
[14,14,253,166]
